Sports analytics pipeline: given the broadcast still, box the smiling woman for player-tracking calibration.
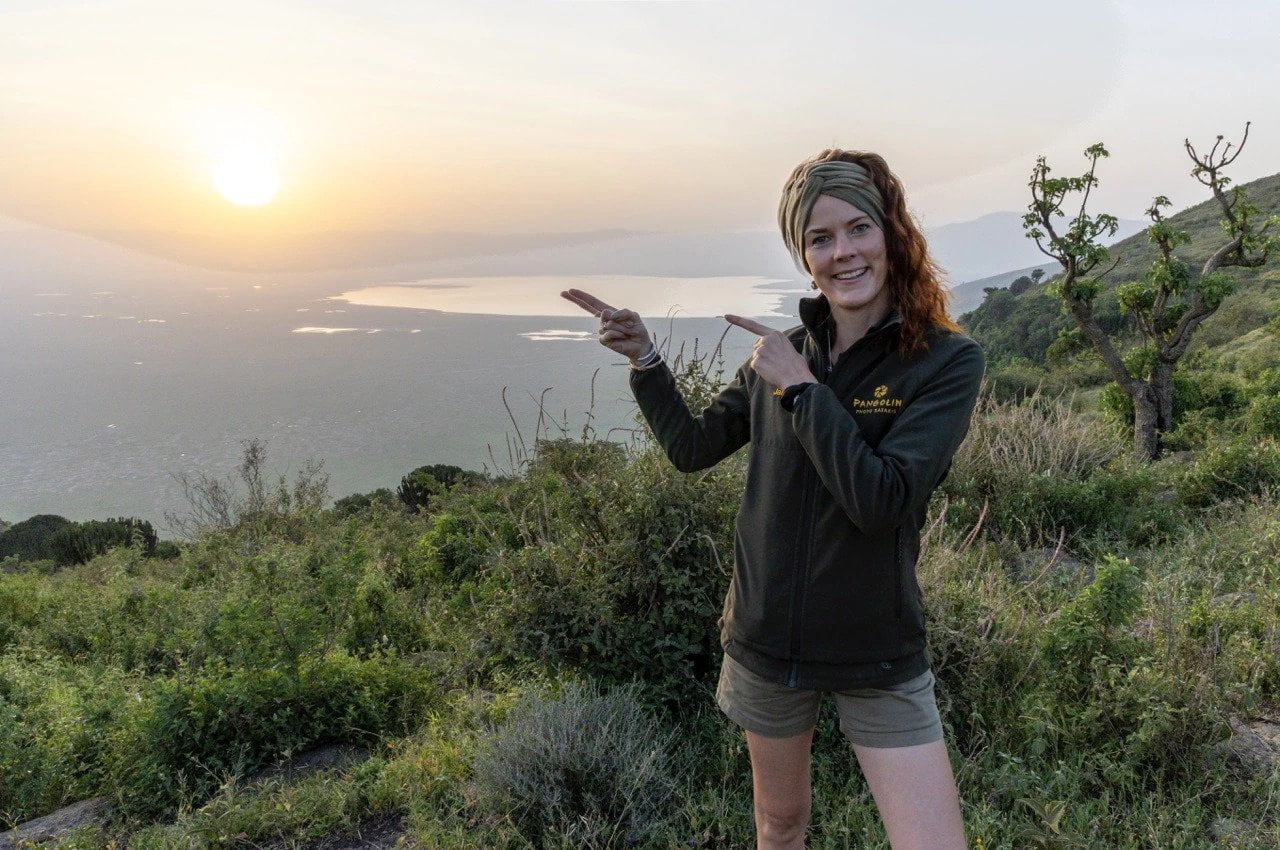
[212,144,280,206]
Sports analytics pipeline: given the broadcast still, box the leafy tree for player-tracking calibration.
[1009,274,1034,295]
[332,487,397,518]
[0,514,72,562]
[396,464,483,513]
[1024,123,1280,459]
[50,517,158,566]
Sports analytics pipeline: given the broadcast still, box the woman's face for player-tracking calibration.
[802,193,890,318]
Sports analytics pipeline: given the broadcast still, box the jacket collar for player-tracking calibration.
[798,294,902,342]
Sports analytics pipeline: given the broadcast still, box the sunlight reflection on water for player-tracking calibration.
[329,275,796,318]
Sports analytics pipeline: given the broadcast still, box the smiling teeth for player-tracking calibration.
[834,269,868,280]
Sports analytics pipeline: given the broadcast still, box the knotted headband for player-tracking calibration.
[778,159,887,274]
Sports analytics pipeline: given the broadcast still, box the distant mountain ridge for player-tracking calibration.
[65,212,1133,288]
[8,211,1146,308]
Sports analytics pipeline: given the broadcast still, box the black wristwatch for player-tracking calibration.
[780,382,815,412]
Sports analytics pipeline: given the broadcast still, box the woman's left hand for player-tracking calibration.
[725,314,819,390]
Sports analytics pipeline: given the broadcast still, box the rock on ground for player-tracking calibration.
[296,814,411,849]
[1217,715,1280,778]
[1010,546,1092,584]
[247,743,372,787]
[0,798,109,849]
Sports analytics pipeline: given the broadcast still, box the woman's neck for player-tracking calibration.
[829,297,893,360]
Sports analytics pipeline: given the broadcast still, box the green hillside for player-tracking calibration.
[961,171,1280,375]
[2,358,1279,848]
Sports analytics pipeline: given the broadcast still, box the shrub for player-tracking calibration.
[942,388,1181,547]
[332,488,397,518]
[0,650,144,825]
[477,437,741,706]
[1100,369,1248,434]
[1244,392,1280,438]
[1176,436,1280,509]
[166,439,329,540]
[396,464,483,514]
[0,514,72,563]
[110,651,436,820]
[50,517,158,566]
[1039,554,1144,679]
[472,680,679,848]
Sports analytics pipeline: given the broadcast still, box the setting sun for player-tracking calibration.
[212,145,280,206]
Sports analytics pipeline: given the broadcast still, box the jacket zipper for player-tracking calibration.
[787,325,895,660]
[894,526,904,620]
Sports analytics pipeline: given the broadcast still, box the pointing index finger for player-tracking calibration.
[724,314,775,336]
[559,288,616,318]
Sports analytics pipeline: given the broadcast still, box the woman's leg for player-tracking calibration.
[851,738,965,850]
[746,727,815,850]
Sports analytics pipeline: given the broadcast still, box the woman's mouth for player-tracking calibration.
[833,268,869,281]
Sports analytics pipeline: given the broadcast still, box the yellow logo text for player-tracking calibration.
[852,386,902,414]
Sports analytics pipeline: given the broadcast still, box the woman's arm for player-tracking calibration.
[630,360,752,473]
[789,340,985,536]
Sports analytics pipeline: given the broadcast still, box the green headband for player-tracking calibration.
[778,160,887,273]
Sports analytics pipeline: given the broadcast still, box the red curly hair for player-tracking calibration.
[787,149,960,356]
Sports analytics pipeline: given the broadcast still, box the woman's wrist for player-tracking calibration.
[629,341,662,370]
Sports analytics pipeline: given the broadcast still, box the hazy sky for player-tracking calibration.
[3,0,1277,239]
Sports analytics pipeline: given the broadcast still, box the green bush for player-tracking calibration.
[396,464,483,514]
[943,389,1179,548]
[0,514,72,563]
[472,680,679,848]
[110,651,436,820]
[0,650,144,826]
[332,488,397,519]
[1176,436,1280,509]
[1100,369,1248,435]
[476,437,741,707]
[51,517,158,566]
[1244,392,1280,438]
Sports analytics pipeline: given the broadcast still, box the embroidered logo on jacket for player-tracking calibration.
[851,385,903,414]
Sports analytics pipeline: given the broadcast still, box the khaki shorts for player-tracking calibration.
[715,652,944,748]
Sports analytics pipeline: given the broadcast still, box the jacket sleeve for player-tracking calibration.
[629,359,752,473]
[789,340,985,536]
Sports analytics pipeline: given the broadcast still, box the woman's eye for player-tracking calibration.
[852,224,870,235]
[811,235,829,246]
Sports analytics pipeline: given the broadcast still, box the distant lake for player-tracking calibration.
[1,275,805,535]
[332,275,800,318]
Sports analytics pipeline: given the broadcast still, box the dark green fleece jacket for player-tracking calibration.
[630,296,985,690]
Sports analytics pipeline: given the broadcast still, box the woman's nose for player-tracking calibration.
[834,233,859,260]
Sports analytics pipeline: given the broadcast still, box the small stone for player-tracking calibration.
[1208,816,1254,845]
[1010,547,1092,584]
[1214,715,1280,778]
[246,743,372,787]
[1211,592,1258,609]
[0,797,110,848]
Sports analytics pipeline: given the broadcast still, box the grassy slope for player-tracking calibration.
[3,386,1280,848]
[960,170,1280,370]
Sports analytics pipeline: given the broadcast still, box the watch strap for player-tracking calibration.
[780,382,815,412]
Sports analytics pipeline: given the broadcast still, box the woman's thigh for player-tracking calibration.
[746,727,816,825]
[852,738,965,850]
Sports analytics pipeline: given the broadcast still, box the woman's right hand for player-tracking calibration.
[560,288,654,363]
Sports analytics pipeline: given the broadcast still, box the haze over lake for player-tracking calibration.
[1,234,797,533]
[1,212,1132,534]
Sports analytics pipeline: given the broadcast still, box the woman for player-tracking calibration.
[561,149,984,850]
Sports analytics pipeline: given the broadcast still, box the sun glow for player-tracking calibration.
[212,145,280,206]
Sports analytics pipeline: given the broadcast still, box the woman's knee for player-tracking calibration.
[755,798,811,843]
